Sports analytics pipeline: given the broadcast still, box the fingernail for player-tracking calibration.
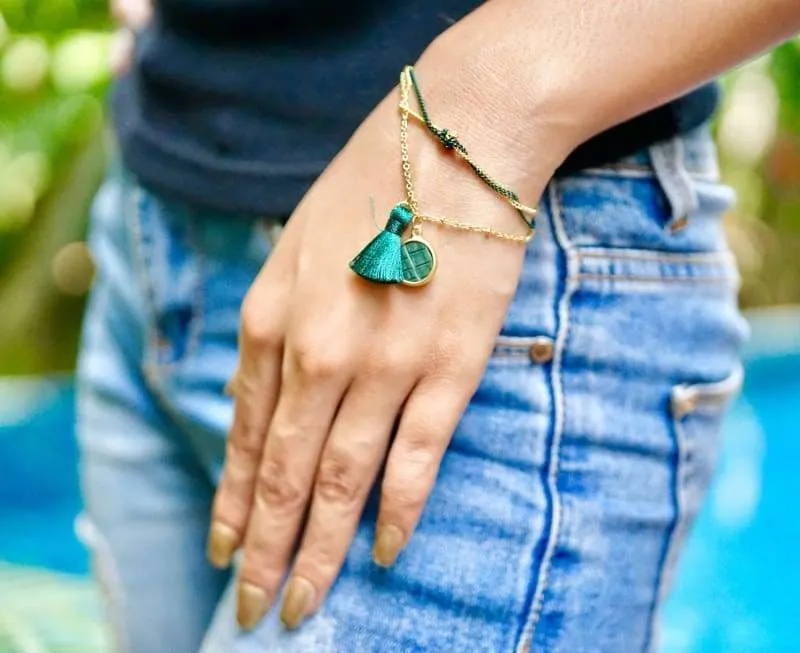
[207,522,239,569]
[373,524,404,568]
[280,577,316,630]
[237,582,270,631]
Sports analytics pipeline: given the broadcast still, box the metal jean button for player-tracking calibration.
[529,337,555,364]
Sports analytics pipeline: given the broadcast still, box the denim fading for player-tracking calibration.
[76,125,747,653]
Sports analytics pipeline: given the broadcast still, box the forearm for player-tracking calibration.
[416,0,800,191]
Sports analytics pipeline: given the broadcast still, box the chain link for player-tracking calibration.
[416,213,533,243]
[399,77,418,216]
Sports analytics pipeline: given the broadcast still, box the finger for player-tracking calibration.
[279,375,412,630]
[207,362,279,569]
[207,300,283,569]
[373,379,472,568]
[236,345,349,631]
[208,212,311,569]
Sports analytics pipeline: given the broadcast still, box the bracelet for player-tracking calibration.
[350,66,537,288]
[402,66,538,228]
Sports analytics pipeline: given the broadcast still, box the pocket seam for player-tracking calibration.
[671,365,744,419]
[576,273,737,286]
[648,365,742,648]
[575,248,739,286]
[578,248,735,265]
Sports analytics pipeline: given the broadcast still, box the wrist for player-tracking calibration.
[412,26,582,211]
[405,115,535,242]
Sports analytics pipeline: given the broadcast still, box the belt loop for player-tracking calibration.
[648,136,698,234]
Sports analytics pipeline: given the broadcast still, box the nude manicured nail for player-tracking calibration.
[373,524,404,568]
[280,577,316,630]
[207,522,239,569]
[237,582,270,631]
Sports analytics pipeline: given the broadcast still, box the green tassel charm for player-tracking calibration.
[350,202,414,284]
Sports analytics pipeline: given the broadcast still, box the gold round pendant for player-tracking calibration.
[400,236,437,287]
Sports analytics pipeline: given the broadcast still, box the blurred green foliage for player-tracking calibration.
[0,5,798,374]
[0,0,110,374]
[718,40,800,307]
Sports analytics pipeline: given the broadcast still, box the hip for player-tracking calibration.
[78,124,746,652]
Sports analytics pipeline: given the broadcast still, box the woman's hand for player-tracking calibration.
[205,45,565,632]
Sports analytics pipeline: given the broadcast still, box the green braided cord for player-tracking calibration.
[407,68,534,230]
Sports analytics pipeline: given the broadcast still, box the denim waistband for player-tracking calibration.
[588,126,719,180]
[576,125,720,232]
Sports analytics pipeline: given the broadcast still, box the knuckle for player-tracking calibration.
[240,296,281,350]
[218,448,255,497]
[238,563,282,595]
[228,421,264,458]
[315,449,366,506]
[268,417,311,451]
[293,549,339,585]
[384,451,439,494]
[399,439,440,473]
[255,458,306,513]
[381,441,440,513]
[212,482,249,524]
[399,420,442,458]
[382,481,426,514]
[291,342,345,381]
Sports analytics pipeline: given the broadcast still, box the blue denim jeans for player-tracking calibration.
[76,126,747,653]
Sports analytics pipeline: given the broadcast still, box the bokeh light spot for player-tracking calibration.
[51,241,94,296]
[51,32,112,92]
[1,36,50,93]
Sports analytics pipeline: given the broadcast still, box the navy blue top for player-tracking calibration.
[113,0,719,217]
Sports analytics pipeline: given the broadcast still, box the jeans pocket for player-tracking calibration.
[671,366,745,419]
[657,365,744,605]
[670,365,744,513]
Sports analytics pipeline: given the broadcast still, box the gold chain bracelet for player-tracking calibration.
[415,213,533,244]
[348,66,537,288]
[398,67,534,248]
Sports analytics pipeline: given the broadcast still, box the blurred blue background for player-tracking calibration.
[661,310,800,653]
